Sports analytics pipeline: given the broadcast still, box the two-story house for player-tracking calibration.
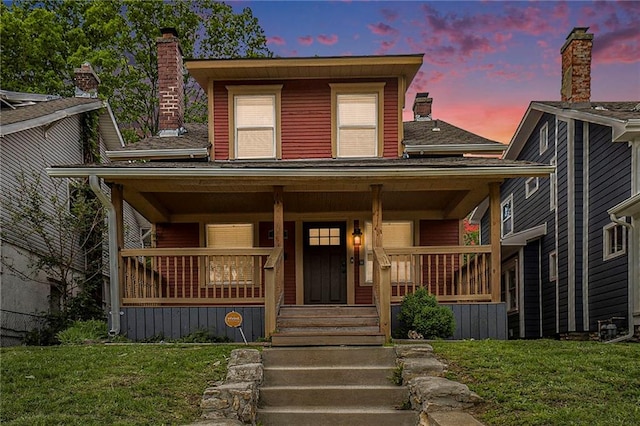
[48,28,552,344]
[474,28,639,340]
[0,66,148,345]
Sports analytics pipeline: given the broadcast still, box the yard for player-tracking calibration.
[1,341,639,425]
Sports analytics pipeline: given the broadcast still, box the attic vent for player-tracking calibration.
[594,105,608,111]
[432,120,441,132]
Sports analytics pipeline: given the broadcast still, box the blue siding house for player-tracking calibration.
[474,28,640,340]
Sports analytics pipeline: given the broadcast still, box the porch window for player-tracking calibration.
[501,195,514,237]
[330,83,385,158]
[206,224,255,285]
[364,221,413,284]
[503,258,518,312]
[227,85,282,160]
[603,221,627,261]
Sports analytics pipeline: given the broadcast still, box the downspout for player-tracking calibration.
[605,213,634,343]
[89,175,120,335]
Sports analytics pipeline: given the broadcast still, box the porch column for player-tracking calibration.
[265,186,284,338]
[372,184,390,340]
[111,184,125,298]
[273,186,284,249]
[489,182,502,303]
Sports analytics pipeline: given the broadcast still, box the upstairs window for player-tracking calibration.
[501,195,514,237]
[227,85,282,160]
[331,83,385,158]
[603,222,627,261]
[539,122,549,155]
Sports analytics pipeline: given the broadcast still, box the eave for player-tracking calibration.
[608,193,640,218]
[0,101,103,137]
[186,54,424,89]
[106,148,209,161]
[404,144,506,156]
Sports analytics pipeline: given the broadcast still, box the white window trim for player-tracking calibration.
[525,177,539,199]
[549,251,557,282]
[539,122,549,155]
[330,82,385,159]
[501,194,514,237]
[226,85,282,160]
[603,221,627,261]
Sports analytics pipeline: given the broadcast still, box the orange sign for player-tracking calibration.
[224,311,243,328]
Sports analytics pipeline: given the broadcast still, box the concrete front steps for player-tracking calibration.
[271,305,385,346]
[258,346,418,426]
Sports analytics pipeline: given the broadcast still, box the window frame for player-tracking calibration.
[205,223,257,286]
[525,177,539,199]
[539,122,549,155]
[603,221,627,261]
[330,82,385,159]
[227,85,282,160]
[501,194,514,237]
[363,220,413,285]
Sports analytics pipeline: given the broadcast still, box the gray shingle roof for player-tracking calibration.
[124,123,209,150]
[0,97,101,126]
[403,119,503,147]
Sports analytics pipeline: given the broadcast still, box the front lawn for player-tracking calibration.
[431,340,640,426]
[1,344,239,425]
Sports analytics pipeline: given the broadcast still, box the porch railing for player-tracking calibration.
[264,247,284,337]
[383,245,492,303]
[120,248,274,305]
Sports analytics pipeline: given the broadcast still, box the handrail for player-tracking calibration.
[385,245,491,255]
[373,247,391,341]
[373,247,392,268]
[264,246,285,338]
[121,247,273,256]
[264,246,284,269]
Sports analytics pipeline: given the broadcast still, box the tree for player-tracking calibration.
[0,0,271,142]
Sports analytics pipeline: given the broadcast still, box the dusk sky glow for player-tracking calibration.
[229,0,639,143]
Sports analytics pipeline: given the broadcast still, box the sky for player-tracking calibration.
[229,0,639,143]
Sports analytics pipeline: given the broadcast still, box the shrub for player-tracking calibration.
[56,320,108,344]
[396,288,455,339]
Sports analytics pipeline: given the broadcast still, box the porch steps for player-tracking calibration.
[257,347,417,426]
[271,305,385,346]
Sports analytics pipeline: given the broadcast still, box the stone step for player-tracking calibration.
[257,407,418,426]
[263,346,396,367]
[271,331,385,346]
[428,411,485,426]
[264,366,394,386]
[259,385,409,408]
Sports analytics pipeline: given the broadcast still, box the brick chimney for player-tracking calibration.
[561,27,593,105]
[157,27,185,137]
[74,62,100,98]
[413,92,433,121]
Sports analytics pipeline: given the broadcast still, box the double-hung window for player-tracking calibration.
[227,85,282,159]
[501,195,514,237]
[603,221,627,260]
[330,83,385,158]
[364,221,413,284]
[206,224,255,285]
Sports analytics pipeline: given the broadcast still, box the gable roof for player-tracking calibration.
[403,119,506,155]
[504,101,640,160]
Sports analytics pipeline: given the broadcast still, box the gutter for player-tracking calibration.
[89,175,120,335]
[404,144,506,155]
[106,148,209,161]
[605,211,634,343]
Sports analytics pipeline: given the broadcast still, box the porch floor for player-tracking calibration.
[271,305,385,346]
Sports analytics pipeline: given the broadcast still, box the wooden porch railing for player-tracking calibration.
[373,247,392,341]
[120,248,274,305]
[383,245,493,303]
[264,247,284,338]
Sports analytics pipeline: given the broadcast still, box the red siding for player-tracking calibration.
[420,220,460,295]
[155,223,200,299]
[212,78,400,160]
[156,223,200,248]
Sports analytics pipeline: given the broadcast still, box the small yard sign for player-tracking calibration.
[224,310,247,344]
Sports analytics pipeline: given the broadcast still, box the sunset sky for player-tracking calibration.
[230,0,639,143]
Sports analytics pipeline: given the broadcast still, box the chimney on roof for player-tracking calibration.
[413,92,433,121]
[74,62,100,98]
[560,27,593,106]
[157,27,185,137]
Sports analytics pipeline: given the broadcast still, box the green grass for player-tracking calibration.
[431,340,640,426]
[1,344,240,425]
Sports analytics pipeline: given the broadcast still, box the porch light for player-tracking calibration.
[352,227,362,247]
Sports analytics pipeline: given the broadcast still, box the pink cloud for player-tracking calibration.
[298,36,313,46]
[494,33,512,45]
[375,40,397,55]
[317,34,338,45]
[381,8,398,22]
[267,36,285,46]
[593,25,640,64]
[368,22,399,37]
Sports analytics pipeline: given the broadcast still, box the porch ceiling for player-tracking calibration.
[116,176,493,222]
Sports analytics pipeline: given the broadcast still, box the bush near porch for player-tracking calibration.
[431,340,640,426]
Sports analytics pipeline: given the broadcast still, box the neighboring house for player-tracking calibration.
[0,66,147,346]
[48,28,551,344]
[473,28,640,340]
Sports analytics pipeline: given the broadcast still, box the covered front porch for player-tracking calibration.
[49,158,551,342]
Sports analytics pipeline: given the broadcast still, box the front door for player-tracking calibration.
[303,222,347,304]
